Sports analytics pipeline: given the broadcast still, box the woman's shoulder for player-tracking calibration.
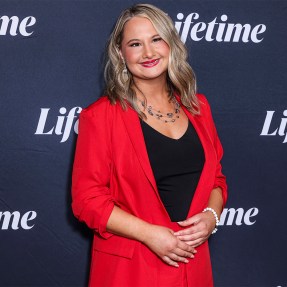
[196,93,212,115]
[80,96,117,118]
[196,93,208,106]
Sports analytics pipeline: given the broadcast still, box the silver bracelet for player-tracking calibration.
[203,207,220,234]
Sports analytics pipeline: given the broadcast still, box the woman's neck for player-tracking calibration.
[133,76,170,104]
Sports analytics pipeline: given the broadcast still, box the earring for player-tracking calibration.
[122,62,129,82]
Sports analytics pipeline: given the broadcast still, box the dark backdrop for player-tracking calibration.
[1,1,286,286]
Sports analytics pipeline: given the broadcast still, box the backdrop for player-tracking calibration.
[1,0,286,286]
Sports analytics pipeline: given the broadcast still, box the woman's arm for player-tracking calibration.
[174,95,227,247]
[106,205,197,267]
[207,187,224,218]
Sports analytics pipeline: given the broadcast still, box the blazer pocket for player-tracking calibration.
[93,233,137,259]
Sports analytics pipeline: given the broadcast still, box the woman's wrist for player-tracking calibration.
[137,222,155,244]
[202,207,220,234]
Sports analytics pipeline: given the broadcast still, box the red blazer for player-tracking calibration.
[72,94,227,287]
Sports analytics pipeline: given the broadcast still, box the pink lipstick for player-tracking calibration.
[141,59,159,68]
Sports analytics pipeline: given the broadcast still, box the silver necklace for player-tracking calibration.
[139,96,181,123]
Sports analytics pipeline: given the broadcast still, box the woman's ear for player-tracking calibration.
[116,45,126,65]
[118,49,124,62]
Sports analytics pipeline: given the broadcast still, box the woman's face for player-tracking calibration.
[120,16,170,83]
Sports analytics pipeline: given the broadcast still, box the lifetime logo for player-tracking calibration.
[260,110,287,143]
[0,15,36,36]
[35,107,82,143]
[219,207,259,226]
[0,211,37,230]
[174,13,266,44]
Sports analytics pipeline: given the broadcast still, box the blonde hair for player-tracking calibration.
[104,3,199,117]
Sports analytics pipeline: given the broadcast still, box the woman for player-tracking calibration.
[72,4,227,287]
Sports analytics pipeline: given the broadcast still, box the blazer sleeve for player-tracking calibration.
[71,102,117,239]
[199,94,228,207]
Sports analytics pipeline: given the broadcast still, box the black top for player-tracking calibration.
[140,120,205,222]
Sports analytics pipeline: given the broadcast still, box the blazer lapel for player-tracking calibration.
[181,103,216,217]
[120,105,159,196]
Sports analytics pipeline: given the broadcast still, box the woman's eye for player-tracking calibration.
[130,42,140,47]
[153,37,162,42]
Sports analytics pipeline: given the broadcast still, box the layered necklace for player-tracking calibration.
[139,95,181,123]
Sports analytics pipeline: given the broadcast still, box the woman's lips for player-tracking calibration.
[140,59,160,68]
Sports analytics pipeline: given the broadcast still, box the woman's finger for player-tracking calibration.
[185,237,208,247]
[177,214,201,227]
[168,252,190,263]
[177,240,197,253]
[182,231,209,241]
[174,223,201,236]
[173,247,195,258]
[175,221,211,238]
[177,231,200,240]
[162,256,179,268]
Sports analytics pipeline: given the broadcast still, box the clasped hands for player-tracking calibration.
[143,211,216,267]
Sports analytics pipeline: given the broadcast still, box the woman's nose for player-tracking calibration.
[142,43,154,58]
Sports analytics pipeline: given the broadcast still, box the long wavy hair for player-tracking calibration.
[104,3,200,117]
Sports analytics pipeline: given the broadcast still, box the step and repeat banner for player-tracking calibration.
[1,0,286,286]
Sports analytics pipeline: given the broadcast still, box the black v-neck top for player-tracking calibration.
[140,120,205,222]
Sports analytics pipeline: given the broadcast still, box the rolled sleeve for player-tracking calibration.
[71,103,117,239]
[199,94,228,207]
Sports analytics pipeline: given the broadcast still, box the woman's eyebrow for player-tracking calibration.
[126,38,141,44]
[126,34,160,44]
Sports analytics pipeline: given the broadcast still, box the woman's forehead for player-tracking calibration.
[122,16,158,39]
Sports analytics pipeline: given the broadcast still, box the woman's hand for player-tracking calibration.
[142,224,197,268]
[174,211,216,247]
